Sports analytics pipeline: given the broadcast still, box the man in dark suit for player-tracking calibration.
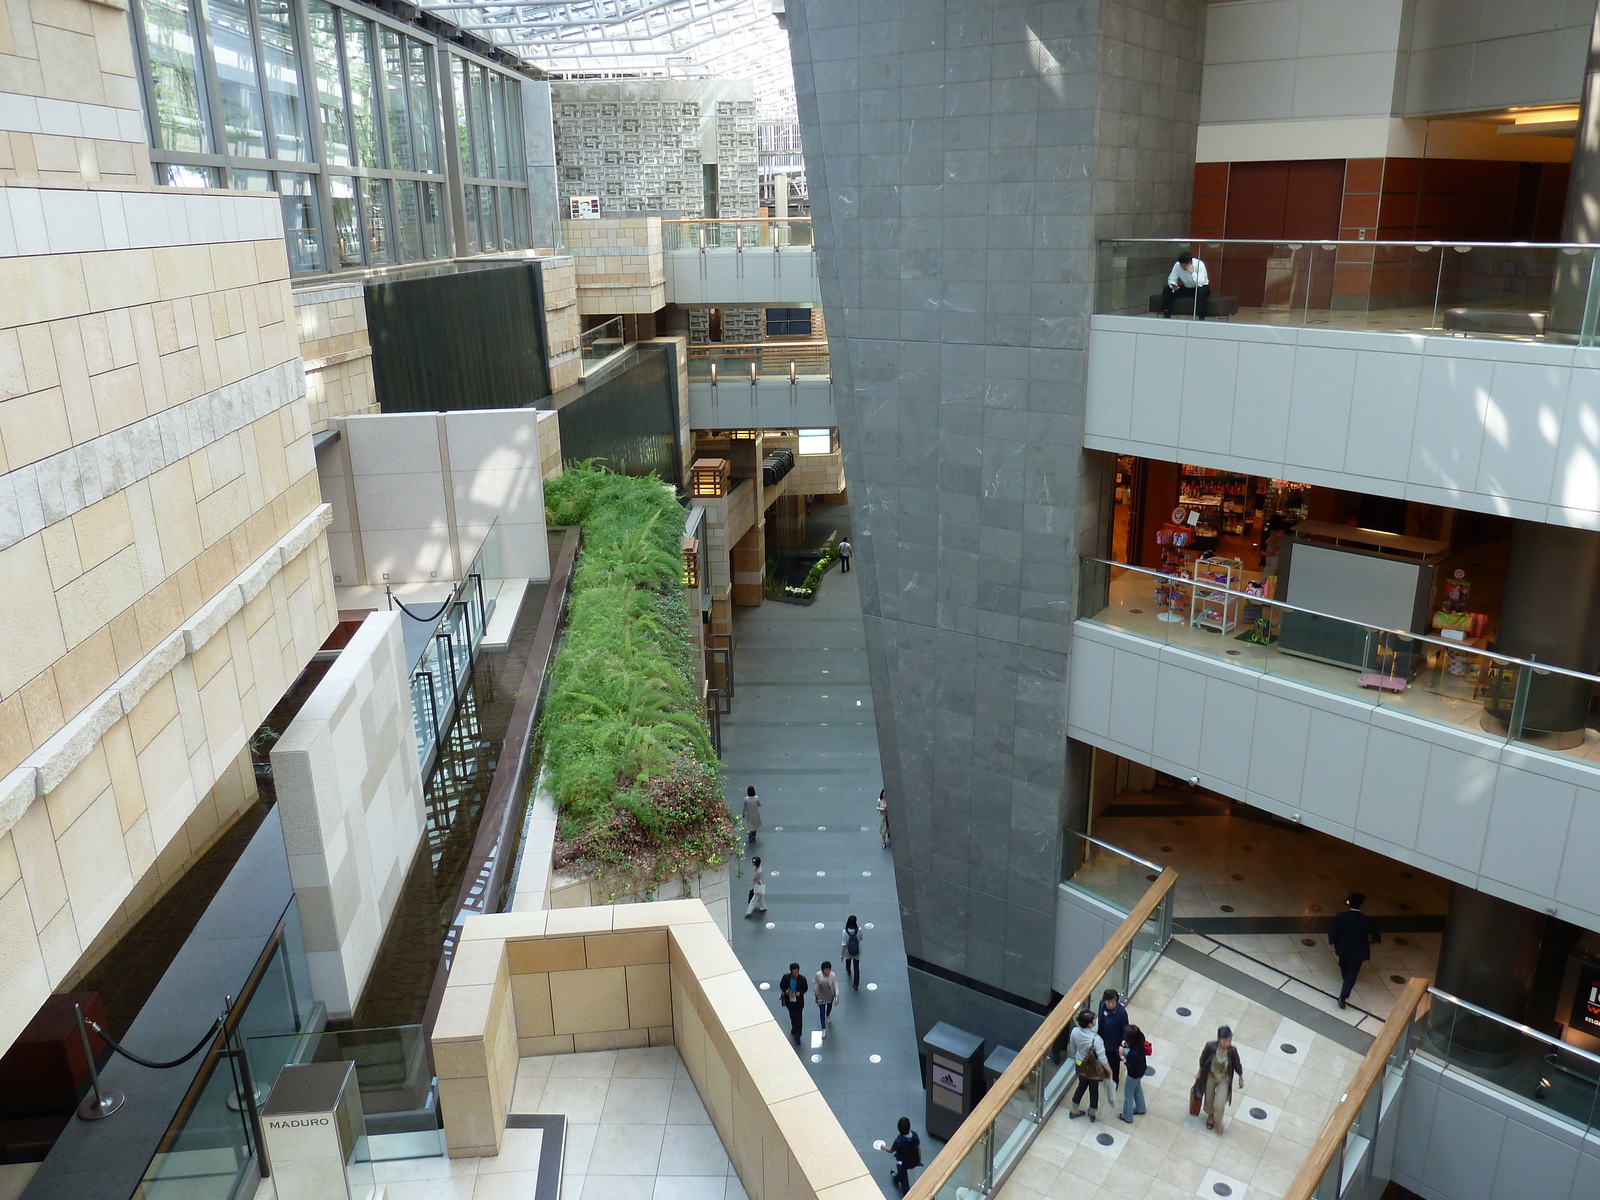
[1328,892,1381,1009]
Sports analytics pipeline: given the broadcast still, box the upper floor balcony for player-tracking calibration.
[1087,238,1600,529]
[685,339,834,429]
[663,217,821,306]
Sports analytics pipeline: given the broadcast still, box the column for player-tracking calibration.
[1432,885,1546,1062]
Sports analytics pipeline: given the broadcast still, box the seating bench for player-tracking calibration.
[1146,293,1240,319]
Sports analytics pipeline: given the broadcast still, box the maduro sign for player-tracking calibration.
[1570,963,1600,1039]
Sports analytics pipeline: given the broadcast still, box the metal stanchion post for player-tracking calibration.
[74,1003,125,1120]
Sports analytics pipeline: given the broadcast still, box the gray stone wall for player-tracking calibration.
[550,79,760,219]
[787,0,1202,1035]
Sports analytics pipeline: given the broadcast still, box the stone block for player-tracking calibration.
[625,961,671,1029]
[437,1076,501,1157]
[549,966,628,1035]
[510,971,554,1038]
[544,904,616,937]
[506,935,585,975]
[585,928,668,968]
[518,1033,574,1056]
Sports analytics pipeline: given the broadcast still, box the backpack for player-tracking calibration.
[900,1132,921,1168]
[846,927,860,956]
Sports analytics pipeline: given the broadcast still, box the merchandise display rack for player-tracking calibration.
[1191,555,1243,634]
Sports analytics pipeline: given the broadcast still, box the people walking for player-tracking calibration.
[742,785,762,843]
[1097,987,1129,1090]
[1328,891,1381,1009]
[840,916,863,990]
[744,856,767,918]
[837,538,852,571]
[876,788,890,847]
[777,962,808,1043]
[1118,1026,1149,1124]
[882,1116,922,1196]
[1066,1009,1111,1122]
[813,962,840,1037]
[1193,1025,1245,1134]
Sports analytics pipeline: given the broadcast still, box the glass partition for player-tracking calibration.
[246,1025,444,1161]
[1096,238,1600,346]
[1077,555,1600,773]
[662,217,814,251]
[580,317,627,372]
[686,342,830,381]
[1424,989,1600,1136]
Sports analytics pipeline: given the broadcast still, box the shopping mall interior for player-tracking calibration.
[5,2,1600,1200]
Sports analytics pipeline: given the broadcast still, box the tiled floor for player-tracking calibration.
[509,1046,747,1200]
[1088,569,1600,764]
[720,506,925,1195]
[992,956,1364,1200]
[1085,792,1447,1016]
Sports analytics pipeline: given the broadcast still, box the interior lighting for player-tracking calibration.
[1510,107,1579,126]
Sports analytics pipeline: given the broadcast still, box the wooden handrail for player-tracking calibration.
[1282,976,1431,1200]
[906,867,1178,1200]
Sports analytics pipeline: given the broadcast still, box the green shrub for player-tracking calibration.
[541,462,736,878]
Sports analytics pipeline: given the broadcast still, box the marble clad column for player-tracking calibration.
[787,0,1204,1040]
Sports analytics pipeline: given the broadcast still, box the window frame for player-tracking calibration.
[130,0,538,275]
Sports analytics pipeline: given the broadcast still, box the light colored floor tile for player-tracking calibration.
[614,1046,682,1078]
[372,1156,480,1184]
[537,1077,612,1124]
[565,1123,601,1175]
[581,1177,656,1200]
[652,1176,732,1200]
[666,1078,713,1124]
[724,1172,750,1200]
[591,1123,667,1175]
[550,1050,619,1078]
[471,1169,544,1200]
[658,1124,733,1176]
[477,1127,542,1176]
[601,1077,675,1125]
[382,1179,477,1200]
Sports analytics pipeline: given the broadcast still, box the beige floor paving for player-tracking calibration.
[992,957,1364,1200]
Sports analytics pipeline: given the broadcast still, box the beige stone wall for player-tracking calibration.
[535,409,562,480]
[432,901,880,1200]
[0,0,151,188]
[295,282,375,429]
[538,257,580,392]
[560,217,666,314]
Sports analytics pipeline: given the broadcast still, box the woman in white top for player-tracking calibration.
[742,786,762,843]
[744,856,766,918]
[1066,1009,1111,1122]
[840,915,863,990]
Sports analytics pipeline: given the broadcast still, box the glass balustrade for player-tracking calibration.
[662,217,813,251]
[1096,238,1600,345]
[579,316,626,371]
[686,343,830,381]
[1079,556,1600,772]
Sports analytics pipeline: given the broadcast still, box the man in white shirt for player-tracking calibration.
[1161,251,1211,319]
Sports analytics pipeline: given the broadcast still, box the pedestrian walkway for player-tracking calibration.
[720,506,923,1196]
[993,955,1365,1200]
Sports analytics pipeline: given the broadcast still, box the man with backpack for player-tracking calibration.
[777,962,808,1043]
[882,1116,921,1195]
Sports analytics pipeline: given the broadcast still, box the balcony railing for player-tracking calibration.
[1097,238,1600,345]
[907,862,1178,1199]
[579,315,627,373]
[687,340,830,382]
[663,217,813,251]
[1080,555,1600,773]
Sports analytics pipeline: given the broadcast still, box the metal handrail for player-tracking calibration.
[663,217,812,224]
[1428,987,1600,1072]
[906,866,1179,1200]
[1284,978,1429,1200]
[1072,829,1163,874]
[1100,237,1600,251]
[1086,554,1600,688]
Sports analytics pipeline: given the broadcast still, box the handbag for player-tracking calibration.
[1078,1044,1111,1082]
[1189,1088,1202,1117]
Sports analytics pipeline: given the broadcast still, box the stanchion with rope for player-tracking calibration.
[73,1004,226,1121]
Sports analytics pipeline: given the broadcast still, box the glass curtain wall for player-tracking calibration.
[450,53,528,254]
[130,0,532,274]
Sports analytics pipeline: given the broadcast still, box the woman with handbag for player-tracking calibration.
[744,857,767,918]
[1066,1010,1111,1122]
[1191,1025,1245,1133]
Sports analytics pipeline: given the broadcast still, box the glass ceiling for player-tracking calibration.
[418,0,797,121]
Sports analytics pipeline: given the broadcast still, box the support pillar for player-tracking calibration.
[731,524,765,607]
[1482,520,1600,745]
[1549,3,1600,337]
[1433,884,1546,1063]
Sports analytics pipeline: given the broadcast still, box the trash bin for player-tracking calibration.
[982,1044,1018,1097]
[922,1022,985,1141]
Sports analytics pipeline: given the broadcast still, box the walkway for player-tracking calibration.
[720,506,922,1196]
[994,954,1365,1200]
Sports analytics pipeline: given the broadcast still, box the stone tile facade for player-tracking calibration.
[787,0,1204,1036]
[560,216,667,314]
[294,283,376,430]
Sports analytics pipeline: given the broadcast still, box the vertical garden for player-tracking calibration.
[540,462,737,881]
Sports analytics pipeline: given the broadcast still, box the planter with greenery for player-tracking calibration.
[540,462,739,888]
[766,540,840,604]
